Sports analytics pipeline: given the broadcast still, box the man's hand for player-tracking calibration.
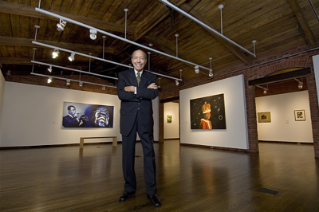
[124,86,136,92]
[147,83,158,90]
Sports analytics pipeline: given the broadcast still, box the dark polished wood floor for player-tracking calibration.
[1,140,318,212]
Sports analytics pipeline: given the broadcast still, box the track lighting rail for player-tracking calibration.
[34,7,211,72]
[159,0,256,58]
[32,41,182,81]
[31,72,117,88]
[31,60,118,80]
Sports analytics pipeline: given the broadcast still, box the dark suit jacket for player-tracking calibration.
[117,69,158,136]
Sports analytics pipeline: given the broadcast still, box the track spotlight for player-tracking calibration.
[47,66,52,72]
[57,19,67,32]
[102,86,105,90]
[52,49,59,59]
[66,79,70,86]
[6,70,11,75]
[79,81,83,87]
[68,52,75,62]
[175,79,179,86]
[263,89,267,94]
[195,65,199,74]
[47,77,52,83]
[209,70,213,77]
[90,29,97,40]
[298,82,303,89]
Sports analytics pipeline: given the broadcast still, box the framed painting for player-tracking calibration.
[258,112,271,123]
[167,115,172,123]
[190,93,226,129]
[294,110,306,121]
[62,102,114,128]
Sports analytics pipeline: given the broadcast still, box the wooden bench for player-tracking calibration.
[80,136,117,149]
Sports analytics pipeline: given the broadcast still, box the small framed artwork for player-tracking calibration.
[294,110,306,121]
[167,115,172,123]
[258,112,271,123]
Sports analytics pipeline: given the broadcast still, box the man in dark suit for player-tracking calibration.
[117,49,161,207]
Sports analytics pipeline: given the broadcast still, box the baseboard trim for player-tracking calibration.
[258,140,313,145]
[0,141,123,150]
[180,143,249,153]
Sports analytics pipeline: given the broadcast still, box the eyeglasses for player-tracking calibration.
[132,57,146,60]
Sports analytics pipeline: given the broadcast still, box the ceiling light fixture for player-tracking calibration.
[34,8,210,73]
[90,29,97,40]
[298,82,303,89]
[294,78,303,89]
[57,19,67,32]
[47,66,52,72]
[31,72,117,88]
[209,70,214,78]
[256,85,268,95]
[102,86,105,90]
[6,70,11,75]
[79,81,83,87]
[68,52,75,62]
[195,65,199,74]
[209,57,213,77]
[66,79,70,86]
[175,79,179,86]
[52,49,59,59]
[47,77,52,83]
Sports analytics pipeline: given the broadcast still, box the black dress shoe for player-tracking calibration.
[147,194,162,207]
[119,191,135,201]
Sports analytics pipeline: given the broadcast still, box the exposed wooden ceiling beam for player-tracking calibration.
[287,0,317,47]
[248,68,311,86]
[0,36,114,54]
[180,4,254,66]
[0,1,135,34]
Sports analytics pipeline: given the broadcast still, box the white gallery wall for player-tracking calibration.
[180,75,249,149]
[0,82,159,147]
[164,102,179,139]
[255,91,313,143]
[0,71,5,144]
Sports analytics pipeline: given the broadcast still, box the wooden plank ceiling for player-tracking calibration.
[0,0,318,91]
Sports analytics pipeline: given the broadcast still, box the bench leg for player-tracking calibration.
[80,138,85,149]
[112,137,117,147]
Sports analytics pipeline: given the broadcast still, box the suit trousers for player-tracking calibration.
[122,110,157,195]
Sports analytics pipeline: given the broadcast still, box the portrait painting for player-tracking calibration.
[62,102,114,128]
[294,110,306,121]
[190,93,226,129]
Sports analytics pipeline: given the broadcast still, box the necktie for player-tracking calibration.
[136,72,141,86]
